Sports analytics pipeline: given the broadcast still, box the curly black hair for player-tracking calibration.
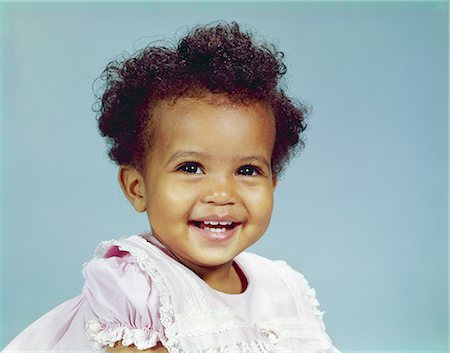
[95,22,308,175]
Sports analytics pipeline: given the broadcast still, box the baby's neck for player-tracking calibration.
[197,261,245,294]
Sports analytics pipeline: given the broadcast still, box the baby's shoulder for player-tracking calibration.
[82,234,164,350]
[81,234,167,315]
[239,251,310,286]
[82,235,146,277]
[238,252,338,352]
[82,233,161,273]
[239,251,321,311]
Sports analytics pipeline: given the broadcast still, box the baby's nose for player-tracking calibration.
[201,176,238,205]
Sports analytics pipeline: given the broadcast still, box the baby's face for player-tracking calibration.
[141,95,276,273]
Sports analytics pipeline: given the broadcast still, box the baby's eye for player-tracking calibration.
[237,165,261,176]
[178,162,202,174]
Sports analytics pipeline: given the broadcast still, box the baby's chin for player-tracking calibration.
[178,238,243,266]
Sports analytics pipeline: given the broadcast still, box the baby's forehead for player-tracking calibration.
[152,98,273,135]
[146,93,275,145]
[151,93,273,122]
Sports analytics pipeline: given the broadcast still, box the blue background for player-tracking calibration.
[0,2,448,352]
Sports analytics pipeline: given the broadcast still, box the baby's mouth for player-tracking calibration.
[190,220,238,233]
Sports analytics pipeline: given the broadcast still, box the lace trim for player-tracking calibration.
[86,320,159,350]
[182,339,271,353]
[256,318,333,351]
[173,307,253,337]
[298,277,331,338]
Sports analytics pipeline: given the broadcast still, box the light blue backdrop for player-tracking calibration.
[1,2,448,352]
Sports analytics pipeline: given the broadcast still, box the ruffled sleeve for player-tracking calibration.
[275,260,341,353]
[82,246,164,351]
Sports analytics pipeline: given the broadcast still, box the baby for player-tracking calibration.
[2,22,340,353]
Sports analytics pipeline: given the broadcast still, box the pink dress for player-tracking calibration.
[2,234,340,353]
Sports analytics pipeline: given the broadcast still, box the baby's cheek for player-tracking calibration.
[249,188,274,221]
[252,185,274,206]
[168,181,200,199]
[153,182,195,205]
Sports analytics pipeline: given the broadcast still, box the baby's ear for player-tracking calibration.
[118,166,146,212]
[272,174,278,189]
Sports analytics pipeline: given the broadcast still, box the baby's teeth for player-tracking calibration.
[204,227,226,233]
[203,221,232,226]
[204,221,219,225]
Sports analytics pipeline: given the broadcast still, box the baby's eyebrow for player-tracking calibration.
[237,155,271,167]
[166,151,207,166]
[166,151,270,167]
